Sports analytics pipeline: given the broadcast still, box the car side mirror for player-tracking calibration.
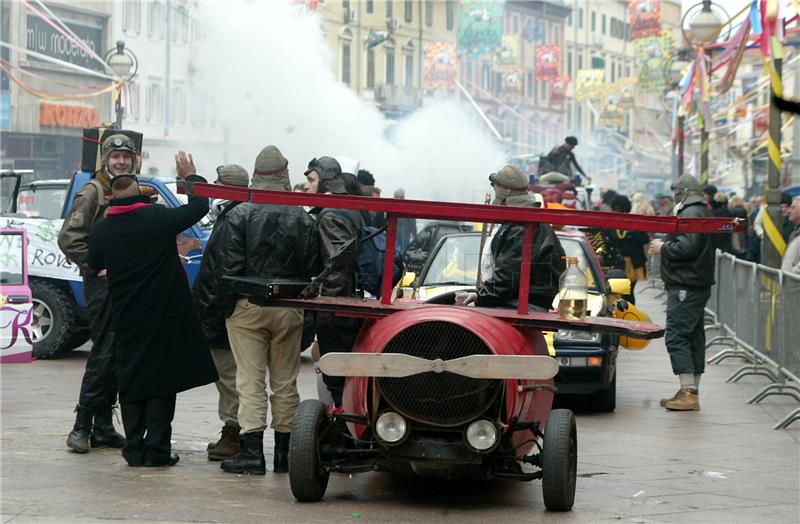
[608,277,631,296]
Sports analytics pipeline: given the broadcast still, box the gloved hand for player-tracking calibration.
[455,292,477,306]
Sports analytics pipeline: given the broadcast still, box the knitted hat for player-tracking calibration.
[252,145,290,191]
[489,165,529,205]
[216,164,249,187]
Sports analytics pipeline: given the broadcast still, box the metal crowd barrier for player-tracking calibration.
[704,251,800,429]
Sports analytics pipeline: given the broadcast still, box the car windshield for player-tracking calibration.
[421,232,601,292]
[163,181,213,229]
[422,235,482,286]
[15,186,67,219]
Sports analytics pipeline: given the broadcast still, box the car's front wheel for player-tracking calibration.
[289,399,330,502]
[541,409,577,511]
[29,280,75,359]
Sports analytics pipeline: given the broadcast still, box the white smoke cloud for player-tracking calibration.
[192,1,505,203]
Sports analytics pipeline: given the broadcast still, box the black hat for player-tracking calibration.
[565,136,578,146]
[703,185,718,197]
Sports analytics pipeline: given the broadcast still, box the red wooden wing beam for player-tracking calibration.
[180,181,743,235]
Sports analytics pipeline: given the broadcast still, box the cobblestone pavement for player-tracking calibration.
[2,286,798,523]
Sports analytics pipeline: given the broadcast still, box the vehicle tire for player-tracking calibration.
[541,409,577,511]
[66,328,91,351]
[29,280,75,359]
[289,399,330,502]
[590,370,616,413]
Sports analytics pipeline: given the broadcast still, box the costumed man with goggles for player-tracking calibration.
[58,134,139,454]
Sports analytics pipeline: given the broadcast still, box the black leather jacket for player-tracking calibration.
[217,202,320,317]
[660,197,716,289]
[307,208,359,297]
[476,223,566,310]
[192,201,242,339]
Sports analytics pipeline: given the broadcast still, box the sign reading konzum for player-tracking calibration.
[39,103,99,128]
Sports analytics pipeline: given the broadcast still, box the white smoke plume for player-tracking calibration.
[191,1,505,203]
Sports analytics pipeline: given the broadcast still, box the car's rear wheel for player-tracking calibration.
[290,399,330,502]
[29,280,74,359]
[541,409,577,511]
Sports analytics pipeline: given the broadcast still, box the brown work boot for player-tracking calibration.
[208,422,241,461]
[659,388,683,407]
[663,388,700,411]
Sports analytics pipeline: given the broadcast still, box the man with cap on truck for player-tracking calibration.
[58,134,136,454]
[460,165,565,310]
[650,174,715,412]
[215,146,319,475]
[303,157,362,409]
[541,136,590,185]
[192,164,250,462]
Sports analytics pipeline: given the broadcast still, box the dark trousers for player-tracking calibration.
[121,395,176,466]
[315,312,363,407]
[665,287,711,375]
[77,275,117,412]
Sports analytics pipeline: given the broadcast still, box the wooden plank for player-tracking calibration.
[319,353,559,380]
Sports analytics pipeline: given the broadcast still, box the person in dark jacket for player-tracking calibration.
[58,134,134,454]
[542,136,590,185]
[607,195,650,304]
[710,193,733,253]
[304,156,363,408]
[192,164,250,461]
[216,146,320,476]
[462,165,566,310]
[87,151,218,467]
[650,174,715,412]
[393,188,417,254]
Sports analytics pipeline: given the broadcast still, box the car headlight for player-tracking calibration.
[554,330,602,344]
[375,411,408,445]
[465,419,499,453]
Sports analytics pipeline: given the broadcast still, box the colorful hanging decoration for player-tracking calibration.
[633,29,672,92]
[575,69,605,102]
[457,1,504,57]
[550,75,569,106]
[422,42,459,93]
[497,68,523,101]
[618,77,638,108]
[628,0,662,39]
[597,85,625,128]
[535,44,560,80]
[493,35,520,73]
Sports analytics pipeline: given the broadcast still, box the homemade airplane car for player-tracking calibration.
[181,181,739,511]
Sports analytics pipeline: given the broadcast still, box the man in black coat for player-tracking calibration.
[650,174,715,412]
[462,165,566,310]
[87,152,218,467]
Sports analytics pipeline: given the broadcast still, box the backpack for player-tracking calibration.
[328,209,405,298]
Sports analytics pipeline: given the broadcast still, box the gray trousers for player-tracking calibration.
[210,347,239,426]
[665,288,711,375]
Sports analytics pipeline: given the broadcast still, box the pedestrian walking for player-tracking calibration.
[218,146,320,475]
[58,134,135,454]
[649,175,715,412]
[87,151,217,466]
[192,164,250,461]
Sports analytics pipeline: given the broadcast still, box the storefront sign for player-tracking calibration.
[39,102,99,128]
[26,14,104,71]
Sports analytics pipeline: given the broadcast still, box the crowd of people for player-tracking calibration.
[54,132,795,472]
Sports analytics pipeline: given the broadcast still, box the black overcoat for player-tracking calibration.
[88,181,218,402]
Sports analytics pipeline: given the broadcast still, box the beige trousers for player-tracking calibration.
[209,347,238,426]
[226,300,303,433]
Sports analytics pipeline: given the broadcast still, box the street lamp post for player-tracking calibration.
[104,40,138,128]
[682,1,723,186]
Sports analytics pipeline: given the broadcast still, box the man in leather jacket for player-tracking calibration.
[192,164,250,462]
[650,174,715,412]
[58,134,134,454]
[216,146,320,475]
[304,156,363,408]
[464,165,566,310]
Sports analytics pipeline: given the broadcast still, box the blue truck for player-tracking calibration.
[0,169,211,359]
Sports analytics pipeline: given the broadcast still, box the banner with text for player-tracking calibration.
[423,42,459,92]
[457,1,504,57]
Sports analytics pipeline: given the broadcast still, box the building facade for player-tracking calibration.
[0,1,113,178]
